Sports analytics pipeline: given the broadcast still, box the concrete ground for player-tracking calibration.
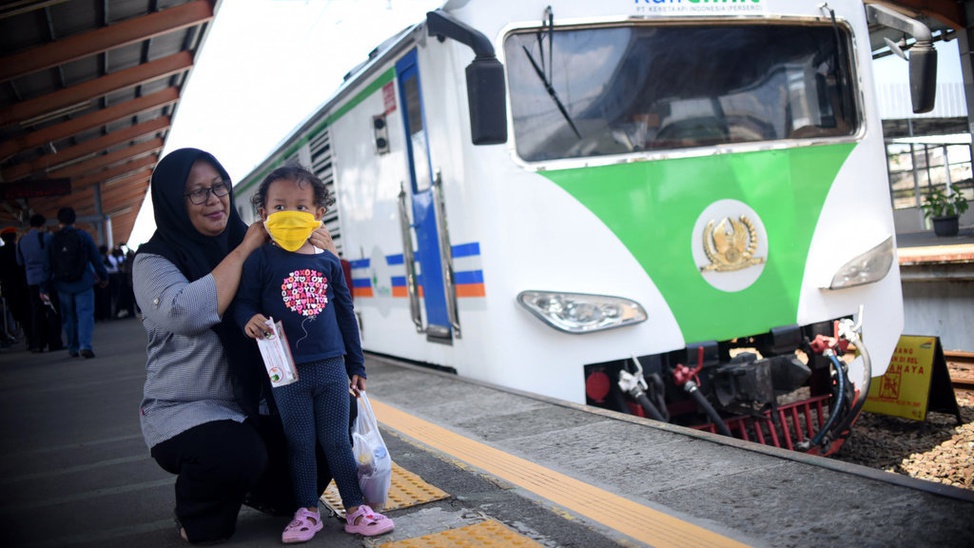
[1,314,972,548]
[0,318,630,548]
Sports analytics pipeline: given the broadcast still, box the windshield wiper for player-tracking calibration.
[822,3,852,123]
[521,8,581,140]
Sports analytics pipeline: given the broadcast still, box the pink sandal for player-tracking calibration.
[344,505,394,536]
[282,508,323,544]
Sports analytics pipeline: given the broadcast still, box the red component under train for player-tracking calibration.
[625,393,848,456]
[690,394,851,456]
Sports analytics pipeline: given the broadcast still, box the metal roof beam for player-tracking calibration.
[0,87,178,162]
[1,51,192,126]
[0,1,71,21]
[103,186,152,216]
[874,1,966,31]
[1,116,170,181]
[34,183,148,223]
[25,156,157,221]
[100,168,152,191]
[0,0,214,82]
[104,184,151,206]
[26,156,152,202]
[48,137,163,179]
[69,154,158,189]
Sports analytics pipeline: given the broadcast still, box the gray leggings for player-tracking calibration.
[273,356,363,509]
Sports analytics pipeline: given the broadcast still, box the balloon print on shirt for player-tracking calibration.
[281,268,328,318]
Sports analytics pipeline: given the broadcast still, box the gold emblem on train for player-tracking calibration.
[701,216,766,272]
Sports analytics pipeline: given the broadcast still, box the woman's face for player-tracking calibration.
[185,159,230,237]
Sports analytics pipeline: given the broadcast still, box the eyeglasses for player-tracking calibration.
[184,180,231,205]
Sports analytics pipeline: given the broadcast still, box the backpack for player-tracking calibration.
[50,229,87,282]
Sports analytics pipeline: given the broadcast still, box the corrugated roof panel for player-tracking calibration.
[50,1,100,38]
[876,82,969,119]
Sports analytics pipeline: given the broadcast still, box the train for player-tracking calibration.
[234,0,938,456]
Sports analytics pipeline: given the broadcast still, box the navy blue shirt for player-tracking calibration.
[234,245,365,378]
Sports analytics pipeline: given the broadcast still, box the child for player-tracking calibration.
[234,165,394,543]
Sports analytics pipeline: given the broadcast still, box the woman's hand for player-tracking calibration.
[213,221,269,316]
[241,220,269,254]
[310,224,337,255]
[350,374,366,395]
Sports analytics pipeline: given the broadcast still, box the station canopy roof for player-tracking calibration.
[866,0,964,53]
[0,0,218,245]
[0,0,965,246]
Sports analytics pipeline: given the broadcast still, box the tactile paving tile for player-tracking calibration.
[378,519,543,547]
[320,461,450,516]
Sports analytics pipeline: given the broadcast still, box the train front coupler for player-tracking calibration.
[796,311,871,454]
[618,355,668,421]
[671,347,731,436]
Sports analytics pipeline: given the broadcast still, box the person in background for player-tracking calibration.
[235,164,393,543]
[115,244,138,318]
[94,245,116,321]
[110,246,126,317]
[0,227,31,346]
[16,214,63,353]
[134,148,342,544]
[45,207,108,359]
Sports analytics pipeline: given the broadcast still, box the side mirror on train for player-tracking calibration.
[865,4,937,114]
[465,58,507,145]
[427,9,508,145]
[908,44,937,114]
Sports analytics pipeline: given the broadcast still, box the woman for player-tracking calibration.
[134,148,341,544]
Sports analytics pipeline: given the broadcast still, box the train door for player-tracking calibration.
[396,49,452,343]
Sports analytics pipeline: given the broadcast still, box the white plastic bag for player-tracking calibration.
[351,391,392,510]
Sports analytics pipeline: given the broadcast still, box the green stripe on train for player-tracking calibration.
[541,144,855,342]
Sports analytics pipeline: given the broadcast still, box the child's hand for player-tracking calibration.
[350,374,366,395]
[244,314,271,339]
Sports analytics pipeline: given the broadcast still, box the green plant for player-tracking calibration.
[920,187,969,219]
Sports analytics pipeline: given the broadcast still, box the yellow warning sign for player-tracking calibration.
[863,335,936,420]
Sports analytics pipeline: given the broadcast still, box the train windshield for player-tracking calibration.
[504,23,858,162]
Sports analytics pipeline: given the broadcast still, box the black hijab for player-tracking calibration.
[138,148,267,417]
[139,148,247,279]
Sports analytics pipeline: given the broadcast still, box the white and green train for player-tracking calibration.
[235,0,937,455]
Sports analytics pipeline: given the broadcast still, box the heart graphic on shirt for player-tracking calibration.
[281,268,328,318]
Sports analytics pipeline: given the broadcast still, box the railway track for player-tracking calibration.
[947,350,974,391]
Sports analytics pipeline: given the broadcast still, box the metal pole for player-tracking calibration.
[942,144,953,195]
[959,3,974,176]
[93,182,106,246]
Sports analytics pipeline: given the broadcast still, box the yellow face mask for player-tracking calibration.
[264,211,321,252]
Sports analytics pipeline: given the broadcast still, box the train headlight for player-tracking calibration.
[517,291,647,334]
[828,237,894,289]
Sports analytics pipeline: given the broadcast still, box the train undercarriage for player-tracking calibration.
[584,316,869,456]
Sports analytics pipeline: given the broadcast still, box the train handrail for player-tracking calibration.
[398,183,424,332]
[432,170,461,338]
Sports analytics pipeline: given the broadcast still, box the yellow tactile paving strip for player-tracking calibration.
[380,518,543,548]
[320,461,450,517]
[370,398,750,548]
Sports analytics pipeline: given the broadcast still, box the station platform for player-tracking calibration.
[894,225,973,353]
[1,318,972,547]
[896,225,974,262]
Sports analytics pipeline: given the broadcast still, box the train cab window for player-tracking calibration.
[504,23,858,163]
